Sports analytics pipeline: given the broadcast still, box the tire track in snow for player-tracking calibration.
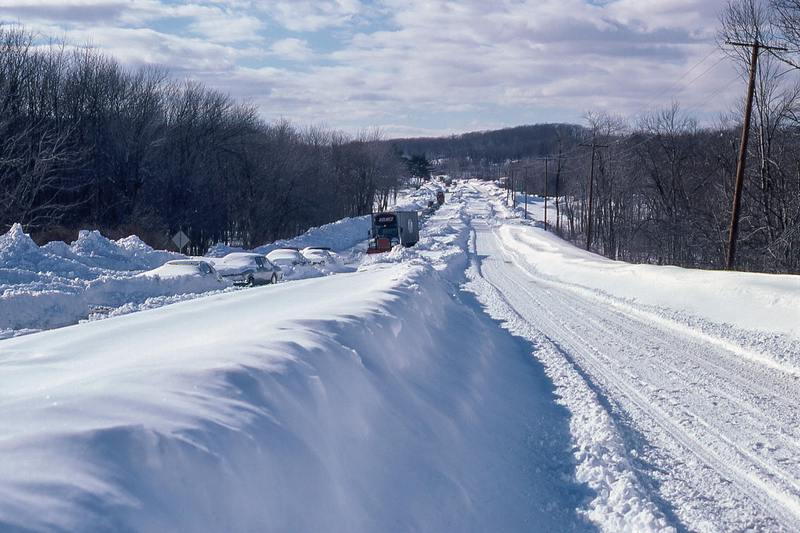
[462,190,800,532]
[461,217,672,530]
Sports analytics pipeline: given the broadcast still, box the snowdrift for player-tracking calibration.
[253,216,371,256]
[497,224,800,339]
[0,224,226,336]
[0,193,589,532]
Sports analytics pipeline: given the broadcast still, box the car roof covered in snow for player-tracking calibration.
[220,252,262,263]
[267,248,302,257]
[165,259,208,266]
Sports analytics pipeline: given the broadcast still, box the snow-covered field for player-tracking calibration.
[1,179,798,532]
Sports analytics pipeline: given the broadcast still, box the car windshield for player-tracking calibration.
[255,257,265,268]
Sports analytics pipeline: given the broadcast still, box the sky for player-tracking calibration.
[0,0,742,137]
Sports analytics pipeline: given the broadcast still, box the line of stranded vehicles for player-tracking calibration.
[144,247,332,287]
[146,190,446,286]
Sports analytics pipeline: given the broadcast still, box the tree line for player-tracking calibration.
[524,107,799,274]
[0,27,405,252]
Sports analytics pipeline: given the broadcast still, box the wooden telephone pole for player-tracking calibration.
[538,157,552,229]
[579,140,608,251]
[554,152,564,233]
[511,168,517,208]
[523,167,528,219]
[725,40,786,270]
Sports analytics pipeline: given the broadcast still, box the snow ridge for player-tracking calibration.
[0,185,589,532]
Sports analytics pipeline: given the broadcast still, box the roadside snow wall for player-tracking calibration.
[0,261,588,532]
[0,224,224,336]
[0,186,593,532]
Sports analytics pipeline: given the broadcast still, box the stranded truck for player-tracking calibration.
[367,211,420,254]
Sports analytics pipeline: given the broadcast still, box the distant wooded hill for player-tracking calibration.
[388,124,587,163]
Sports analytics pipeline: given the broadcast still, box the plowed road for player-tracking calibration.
[464,187,800,532]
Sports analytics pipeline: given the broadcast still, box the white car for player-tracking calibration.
[301,247,335,265]
[266,248,308,268]
[213,253,282,286]
[141,260,225,283]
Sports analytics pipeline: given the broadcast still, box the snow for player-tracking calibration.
[0,224,213,337]
[208,253,263,276]
[484,185,800,341]
[472,182,800,363]
[462,179,800,531]
[0,211,370,337]
[0,195,590,532]
[2,180,798,532]
[253,215,371,256]
[387,181,444,212]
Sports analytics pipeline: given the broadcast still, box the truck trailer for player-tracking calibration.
[367,211,420,254]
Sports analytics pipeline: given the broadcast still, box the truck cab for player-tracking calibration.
[368,211,420,254]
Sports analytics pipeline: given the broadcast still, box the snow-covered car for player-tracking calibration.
[213,252,282,286]
[266,248,309,268]
[301,247,335,266]
[141,259,225,283]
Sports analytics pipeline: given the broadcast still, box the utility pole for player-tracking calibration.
[725,40,786,270]
[506,167,511,205]
[524,166,529,219]
[555,152,563,233]
[511,168,517,208]
[579,140,608,251]
[538,157,552,229]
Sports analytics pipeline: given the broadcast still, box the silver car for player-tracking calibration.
[266,248,309,269]
[142,259,226,283]
[301,247,335,265]
[214,253,282,286]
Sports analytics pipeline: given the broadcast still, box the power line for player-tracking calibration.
[602,69,744,166]
[634,45,724,114]
[528,45,735,164]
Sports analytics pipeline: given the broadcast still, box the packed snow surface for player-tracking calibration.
[464,180,800,531]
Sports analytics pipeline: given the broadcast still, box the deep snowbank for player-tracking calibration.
[498,224,800,337]
[0,202,589,531]
[0,224,228,336]
[0,224,180,284]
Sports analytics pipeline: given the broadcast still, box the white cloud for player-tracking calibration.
[188,12,264,44]
[259,0,363,32]
[64,26,252,71]
[270,37,313,60]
